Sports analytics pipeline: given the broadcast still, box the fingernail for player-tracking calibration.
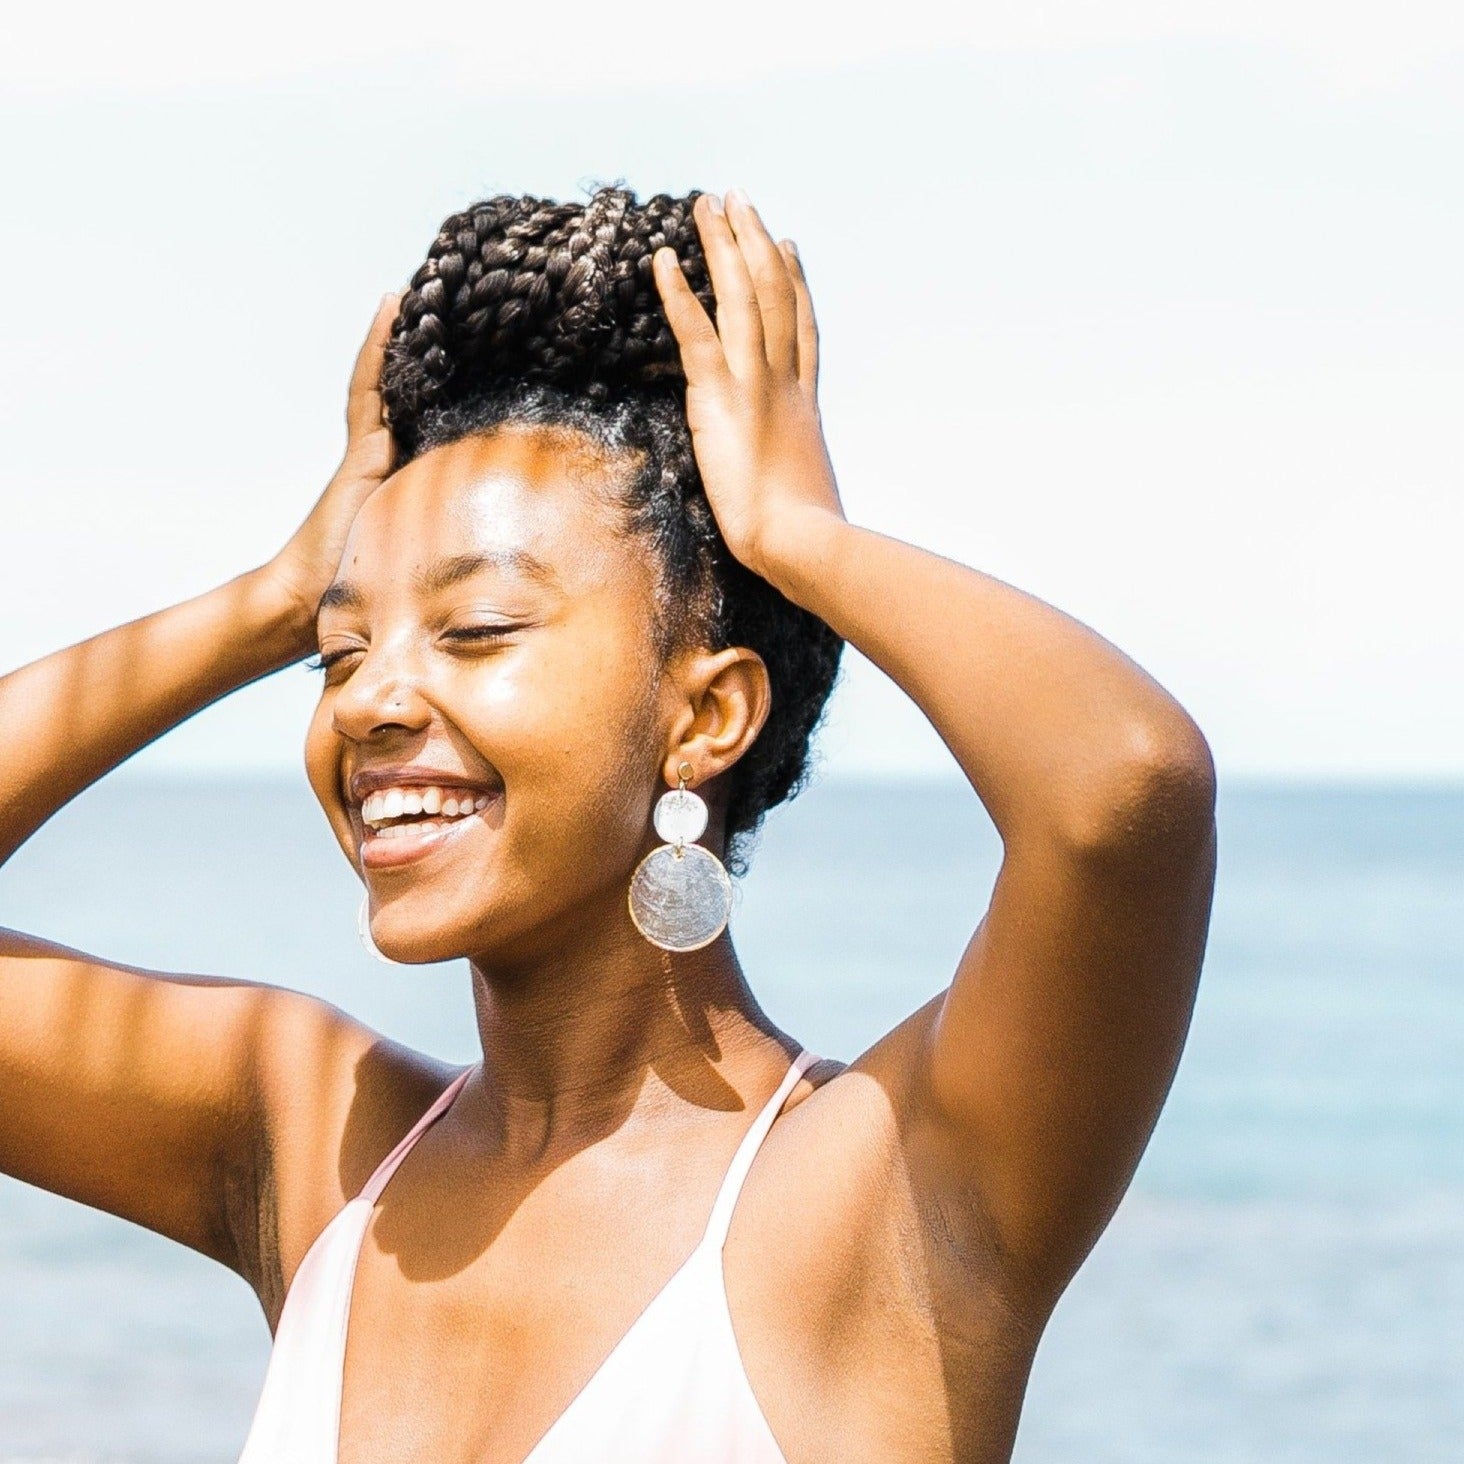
[706,193,724,215]
[727,186,750,209]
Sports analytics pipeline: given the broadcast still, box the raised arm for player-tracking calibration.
[0,565,309,1265]
[765,517,1215,1307]
[0,295,404,1282]
[653,191,1217,1313]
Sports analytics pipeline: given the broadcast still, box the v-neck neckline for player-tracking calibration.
[332,1050,812,1464]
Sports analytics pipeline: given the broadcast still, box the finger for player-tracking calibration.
[345,292,399,441]
[691,192,767,377]
[724,189,799,381]
[778,242,820,398]
[651,247,732,386]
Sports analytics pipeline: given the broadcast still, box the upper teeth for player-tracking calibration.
[360,786,496,829]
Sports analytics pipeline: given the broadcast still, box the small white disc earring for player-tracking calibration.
[628,760,734,952]
[357,893,401,965]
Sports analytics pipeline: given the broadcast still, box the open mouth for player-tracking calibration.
[366,797,494,839]
[356,784,503,866]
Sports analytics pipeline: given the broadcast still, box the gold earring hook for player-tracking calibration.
[676,759,694,790]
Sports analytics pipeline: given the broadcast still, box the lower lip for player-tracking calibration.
[358,797,501,870]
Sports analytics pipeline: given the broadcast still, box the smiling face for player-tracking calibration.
[304,425,685,968]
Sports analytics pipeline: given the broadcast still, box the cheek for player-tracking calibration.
[482,636,661,853]
[303,700,329,785]
[303,698,348,829]
[485,622,653,755]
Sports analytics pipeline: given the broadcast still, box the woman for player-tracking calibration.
[0,185,1217,1463]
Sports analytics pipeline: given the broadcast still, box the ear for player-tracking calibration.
[661,645,772,792]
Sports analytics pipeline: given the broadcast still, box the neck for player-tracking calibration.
[464,920,790,1159]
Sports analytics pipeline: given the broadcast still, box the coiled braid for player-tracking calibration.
[379,183,844,877]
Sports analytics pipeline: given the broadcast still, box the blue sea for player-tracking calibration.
[0,773,1459,1462]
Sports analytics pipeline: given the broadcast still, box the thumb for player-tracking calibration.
[344,292,400,444]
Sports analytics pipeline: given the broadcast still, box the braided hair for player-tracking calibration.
[379,183,845,878]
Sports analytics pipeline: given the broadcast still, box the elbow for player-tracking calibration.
[1063,718,1217,858]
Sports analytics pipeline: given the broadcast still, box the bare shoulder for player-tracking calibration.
[751,997,968,1298]
[244,988,463,1330]
[737,1002,1045,1454]
[777,995,1031,1291]
[769,994,948,1194]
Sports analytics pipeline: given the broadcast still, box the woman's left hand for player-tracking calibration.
[651,190,846,581]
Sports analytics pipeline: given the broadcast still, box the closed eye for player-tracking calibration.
[445,625,518,644]
[304,625,518,674]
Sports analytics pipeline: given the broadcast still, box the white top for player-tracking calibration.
[237,1046,820,1463]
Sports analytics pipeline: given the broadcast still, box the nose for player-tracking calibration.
[329,636,434,742]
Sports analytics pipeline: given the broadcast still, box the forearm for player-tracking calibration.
[0,565,312,864]
[762,512,1213,847]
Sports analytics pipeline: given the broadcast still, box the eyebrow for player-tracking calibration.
[316,548,561,620]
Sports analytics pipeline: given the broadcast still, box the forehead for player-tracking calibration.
[328,427,638,605]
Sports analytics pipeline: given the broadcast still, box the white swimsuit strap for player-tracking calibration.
[359,1064,476,1205]
[698,1047,819,1253]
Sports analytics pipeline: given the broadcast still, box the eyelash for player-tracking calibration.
[304,626,516,674]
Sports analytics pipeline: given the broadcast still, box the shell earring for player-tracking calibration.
[357,894,401,965]
[628,760,733,952]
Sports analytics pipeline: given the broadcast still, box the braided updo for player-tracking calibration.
[378,184,845,877]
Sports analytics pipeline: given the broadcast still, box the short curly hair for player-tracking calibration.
[378,182,844,878]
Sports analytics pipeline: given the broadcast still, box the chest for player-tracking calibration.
[333,1133,1030,1464]
[333,1128,815,1464]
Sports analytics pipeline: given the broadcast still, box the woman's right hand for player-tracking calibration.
[0,292,416,1282]
[262,291,401,639]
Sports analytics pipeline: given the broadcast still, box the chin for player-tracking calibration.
[364,907,481,966]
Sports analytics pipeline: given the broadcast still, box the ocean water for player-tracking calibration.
[0,772,1459,1462]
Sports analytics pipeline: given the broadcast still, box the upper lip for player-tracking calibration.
[347,763,504,807]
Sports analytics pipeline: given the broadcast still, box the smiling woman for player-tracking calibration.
[375,187,843,878]
[0,182,1216,1464]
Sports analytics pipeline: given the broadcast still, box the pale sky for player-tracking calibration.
[2,2,1460,782]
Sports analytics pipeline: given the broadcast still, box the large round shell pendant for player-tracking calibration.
[628,841,733,952]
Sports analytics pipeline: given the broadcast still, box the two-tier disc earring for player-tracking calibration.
[628,760,734,952]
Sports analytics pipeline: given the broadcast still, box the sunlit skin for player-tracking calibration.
[0,187,1217,1463]
[304,425,787,1132]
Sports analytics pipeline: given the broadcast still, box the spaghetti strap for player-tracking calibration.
[238,1047,819,1464]
[359,1064,475,1206]
[698,1047,819,1254]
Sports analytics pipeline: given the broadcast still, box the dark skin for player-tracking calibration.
[0,189,1216,1462]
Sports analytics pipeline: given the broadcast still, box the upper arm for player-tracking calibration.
[0,927,338,1281]
[863,730,1218,1309]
